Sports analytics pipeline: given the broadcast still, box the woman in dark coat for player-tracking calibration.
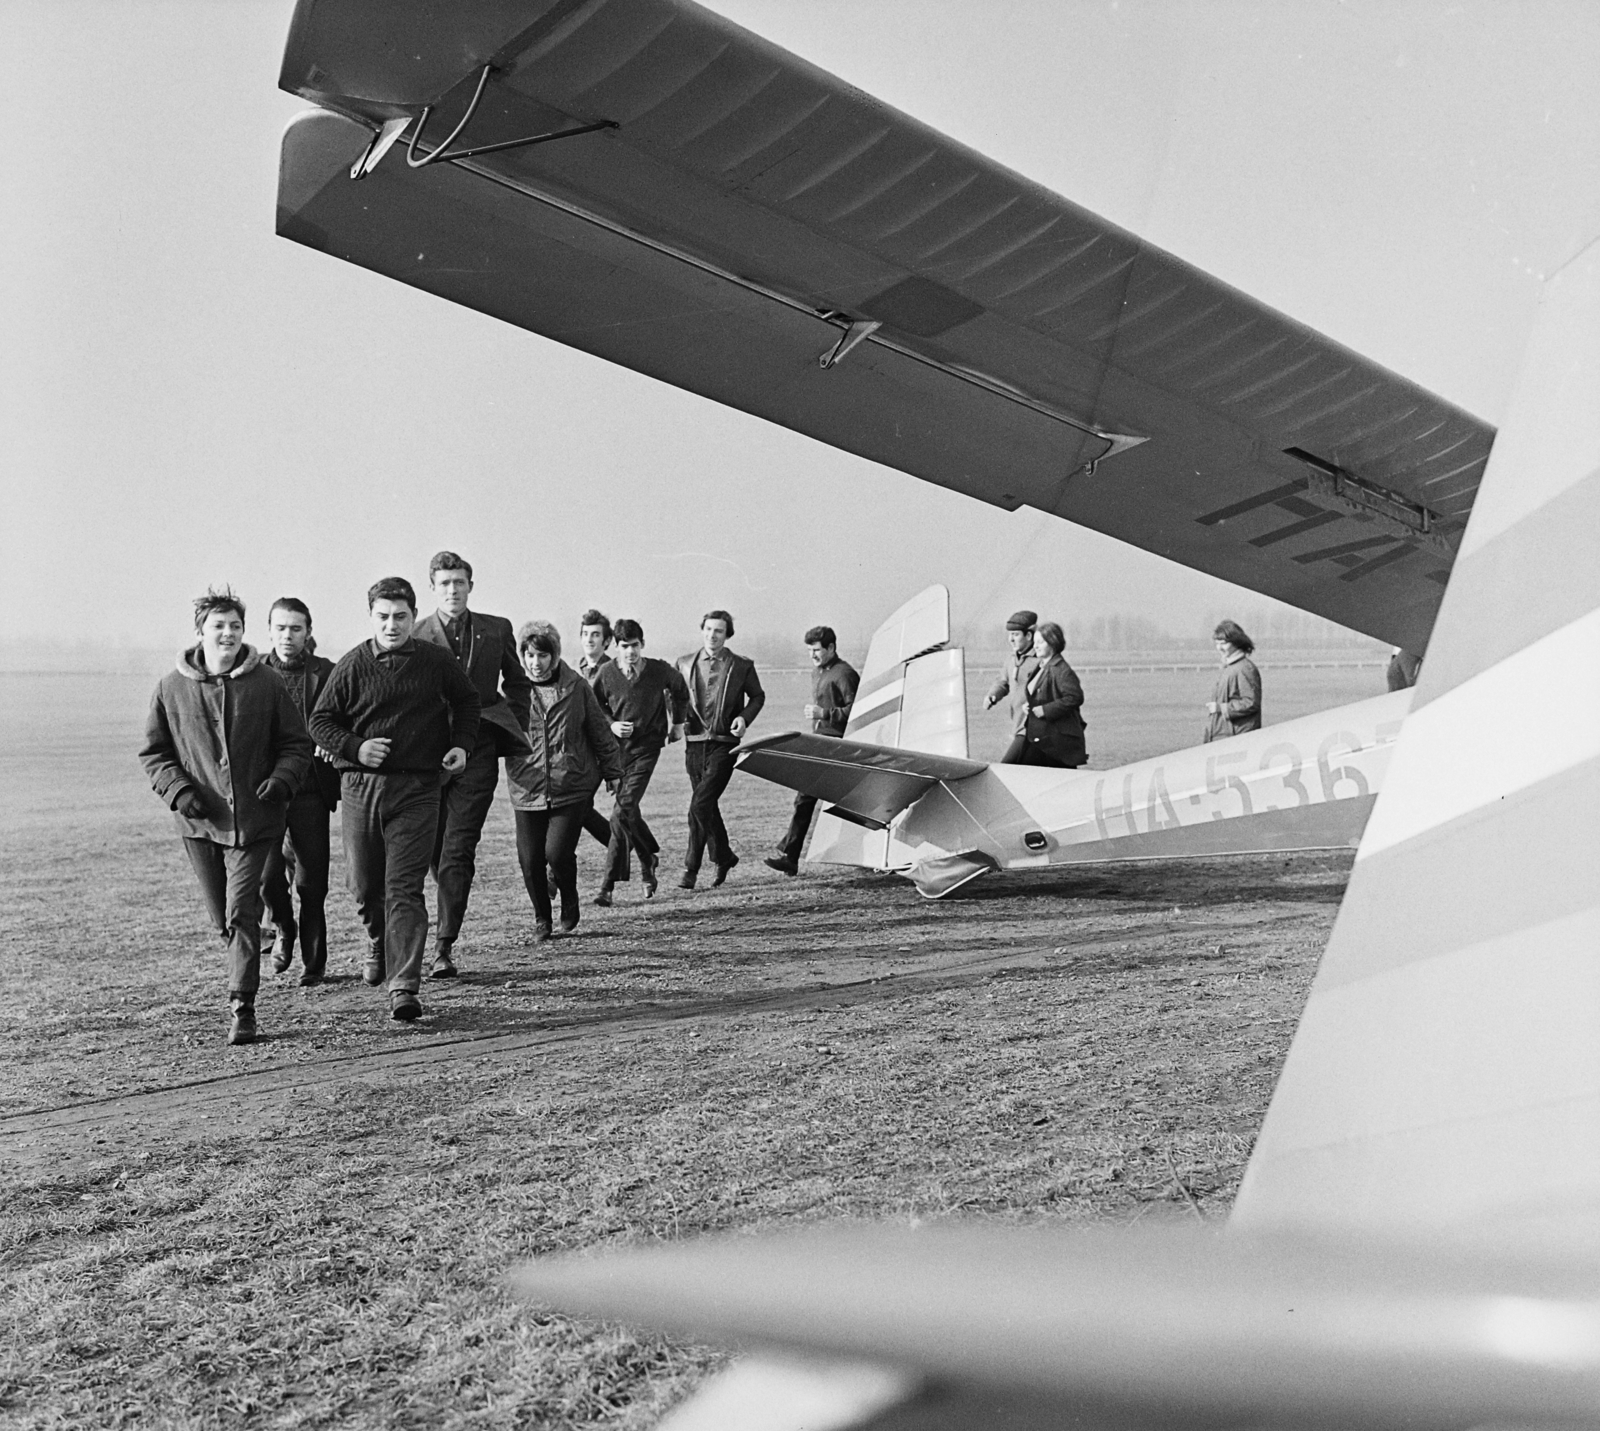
[506,620,623,939]
[1203,619,1262,742]
[1021,621,1087,768]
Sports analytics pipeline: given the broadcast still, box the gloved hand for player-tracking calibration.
[256,777,291,803]
[174,789,207,819]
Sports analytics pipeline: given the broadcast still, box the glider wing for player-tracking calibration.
[276,0,1493,653]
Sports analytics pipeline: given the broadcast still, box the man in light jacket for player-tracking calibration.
[139,587,313,1046]
[675,609,765,889]
[983,609,1041,763]
[413,550,532,980]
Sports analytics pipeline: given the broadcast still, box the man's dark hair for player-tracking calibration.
[613,618,645,644]
[702,609,735,638]
[1213,619,1255,655]
[429,551,472,583]
[803,625,836,648]
[368,577,417,613]
[269,596,312,630]
[193,586,245,633]
[579,609,613,645]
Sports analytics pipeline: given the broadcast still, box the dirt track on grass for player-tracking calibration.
[1,909,1298,1166]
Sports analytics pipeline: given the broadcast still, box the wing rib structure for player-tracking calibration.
[276,0,1495,653]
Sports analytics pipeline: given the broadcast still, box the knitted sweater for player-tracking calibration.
[309,639,481,774]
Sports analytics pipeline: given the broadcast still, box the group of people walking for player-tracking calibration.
[138,552,860,1044]
[139,561,1265,1047]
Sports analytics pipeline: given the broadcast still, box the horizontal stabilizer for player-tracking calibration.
[736,731,984,827]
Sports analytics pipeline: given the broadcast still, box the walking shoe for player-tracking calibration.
[532,921,554,944]
[712,852,740,887]
[763,856,800,877]
[390,991,422,1022]
[593,884,613,908]
[271,918,298,973]
[430,945,458,979]
[640,854,659,898]
[227,1000,257,1046]
[559,903,580,934]
[298,969,324,988]
[678,869,697,890]
[363,946,385,987]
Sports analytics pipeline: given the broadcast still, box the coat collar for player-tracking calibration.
[176,644,261,682]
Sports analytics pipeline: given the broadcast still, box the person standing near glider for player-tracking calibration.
[139,587,312,1045]
[309,577,480,1023]
[764,624,859,876]
[984,610,1041,763]
[676,610,765,889]
[1020,621,1088,768]
[414,550,532,981]
[1204,620,1262,741]
[506,620,623,939]
[591,618,689,904]
[259,597,340,986]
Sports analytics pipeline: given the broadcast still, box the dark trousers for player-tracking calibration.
[684,740,738,873]
[606,743,662,884]
[515,801,591,929]
[260,794,331,977]
[431,741,499,946]
[581,803,612,849]
[1000,734,1028,764]
[184,835,274,999]
[776,792,819,864]
[341,771,440,994]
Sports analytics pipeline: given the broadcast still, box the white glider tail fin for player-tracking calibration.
[811,585,968,868]
[1233,236,1600,1249]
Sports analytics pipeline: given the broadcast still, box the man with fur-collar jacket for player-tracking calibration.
[674,609,765,889]
[139,587,313,1047]
[413,550,532,980]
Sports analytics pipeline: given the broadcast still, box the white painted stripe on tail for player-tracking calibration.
[1357,605,1600,860]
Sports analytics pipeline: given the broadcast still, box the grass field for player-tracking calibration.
[1,662,1383,1428]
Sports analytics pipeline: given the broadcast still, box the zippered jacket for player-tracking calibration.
[1203,655,1262,742]
[810,655,859,736]
[674,648,766,743]
[140,645,314,845]
[506,661,624,811]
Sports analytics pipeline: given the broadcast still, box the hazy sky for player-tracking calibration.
[4,1,1596,655]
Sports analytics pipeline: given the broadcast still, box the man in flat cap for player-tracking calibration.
[983,609,1041,764]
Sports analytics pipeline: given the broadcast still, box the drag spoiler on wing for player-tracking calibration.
[735,731,986,830]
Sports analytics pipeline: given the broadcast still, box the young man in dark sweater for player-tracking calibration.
[764,624,859,876]
[591,618,689,903]
[309,577,481,1022]
[259,597,342,985]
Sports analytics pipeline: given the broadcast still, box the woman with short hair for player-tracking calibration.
[1204,619,1262,741]
[1021,621,1088,768]
[507,620,623,939]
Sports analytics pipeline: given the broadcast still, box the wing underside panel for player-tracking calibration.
[278,0,1496,652]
